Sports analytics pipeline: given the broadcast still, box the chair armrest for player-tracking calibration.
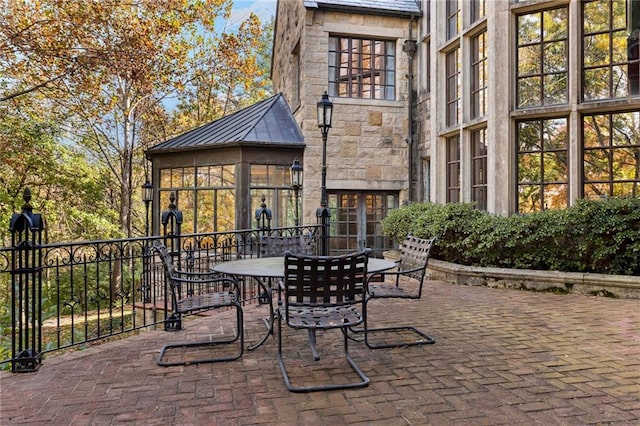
[171,275,241,296]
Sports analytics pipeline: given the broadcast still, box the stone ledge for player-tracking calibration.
[427,259,640,299]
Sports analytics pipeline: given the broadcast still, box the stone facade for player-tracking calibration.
[272,1,417,222]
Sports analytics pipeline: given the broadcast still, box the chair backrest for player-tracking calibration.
[283,251,368,308]
[260,234,315,258]
[153,241,176,279]
[398,235,437,280]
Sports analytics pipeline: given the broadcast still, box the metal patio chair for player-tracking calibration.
[362,235,438,349]
[259,233,316,258]
[153,241,244,366]
[277,251,370,392]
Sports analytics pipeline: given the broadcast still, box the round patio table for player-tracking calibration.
[213,256,396,350]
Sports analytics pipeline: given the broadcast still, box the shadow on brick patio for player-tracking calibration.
[2,280,640,425]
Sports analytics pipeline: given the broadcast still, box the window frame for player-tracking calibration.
[328,35,396,101]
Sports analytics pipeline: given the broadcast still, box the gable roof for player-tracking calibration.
[303,0,422,17]
[146,93,304,154]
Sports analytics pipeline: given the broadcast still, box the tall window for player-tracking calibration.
[471,128,488,210]
[446,48,461,126]
[516,7,568,108]
[471,0,486,24]
[160,165,235,233]
[583,111,640,198]
[446,135,461,202]
[446,0,460,40]
[292,41,301,107]
[471,31,487,119]
[517,118,569,212]
[582,0,639,100]
[328,36,395,100]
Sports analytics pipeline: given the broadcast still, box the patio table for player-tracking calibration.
[212,256,396,350]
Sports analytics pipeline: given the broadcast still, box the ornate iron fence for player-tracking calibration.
[0,189,320,372]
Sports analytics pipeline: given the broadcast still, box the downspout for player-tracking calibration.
[403,19,417,203]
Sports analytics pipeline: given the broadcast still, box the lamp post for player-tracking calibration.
[316,91,333,255]
[141,180,153,303]
[290,158,303,230]
[142,180,153,237]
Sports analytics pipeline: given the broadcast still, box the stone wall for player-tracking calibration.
[428,259,640,300]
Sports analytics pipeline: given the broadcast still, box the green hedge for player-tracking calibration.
[382,197,640,276]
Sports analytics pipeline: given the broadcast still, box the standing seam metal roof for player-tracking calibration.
[303,0,422,17]
[146,93,304,154]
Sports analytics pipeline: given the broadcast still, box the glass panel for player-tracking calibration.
[518,13,541,45]
[543,183,568,209]
[543,41,566,73]
[543,152,568,181]
[612,0,627,29]
[583,0,609,34]
[544,74,567,104]
[160,169,172,189]
[216,189,235,232]
[583,34,609,67]
[171,168,182,188]
[518,45,541,75]
[222,165,235,186]
[518,185,542,213]
[518,121,540,151]
[583,115,610,148]
[543,118,568,150]
[518,76,541,107]
[584,149,611,181]
[612,148,639,179]
[196,190,214,233]
[583,68,610,100]
[584,182,610,199]
[251,165,268,186]
[519,153,542,182]
[612,65,628,98]
[182,168,195,188]
[179,190,195,234]
[613,182,639,197]
[543,8,567,41]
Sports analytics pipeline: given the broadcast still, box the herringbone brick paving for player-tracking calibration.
[1,280,639,425]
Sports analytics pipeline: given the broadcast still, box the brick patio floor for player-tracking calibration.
[1,279,640,425]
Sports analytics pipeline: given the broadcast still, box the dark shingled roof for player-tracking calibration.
[303,0,422,17]
[147,93,304,154]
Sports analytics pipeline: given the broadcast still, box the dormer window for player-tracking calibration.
[328,35,396,100]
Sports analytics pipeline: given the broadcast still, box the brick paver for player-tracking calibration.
[1,280,639,425]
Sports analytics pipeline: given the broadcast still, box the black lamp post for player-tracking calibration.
[141,180,153,303]
[142,180,153,237]
[316,91,333,255]
[290,158,303,229]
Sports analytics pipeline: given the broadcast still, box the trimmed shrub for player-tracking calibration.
[381,197,640,276]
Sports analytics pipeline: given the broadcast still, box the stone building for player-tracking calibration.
[271,0,640,253]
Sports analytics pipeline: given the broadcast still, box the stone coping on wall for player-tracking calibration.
[427,259,640,300]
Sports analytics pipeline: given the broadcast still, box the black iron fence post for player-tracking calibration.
[255,195,272,236]
[8,188,44,373]
[161,192,183,331]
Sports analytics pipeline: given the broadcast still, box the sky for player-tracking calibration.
[227,0,277,29]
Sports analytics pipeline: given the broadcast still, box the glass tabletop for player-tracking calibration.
[212,256,396,278]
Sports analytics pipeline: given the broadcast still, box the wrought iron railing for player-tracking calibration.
[0,190,321,372]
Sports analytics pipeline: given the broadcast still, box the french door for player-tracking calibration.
[328,191,399,256]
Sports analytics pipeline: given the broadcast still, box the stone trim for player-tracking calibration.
[427,259,640,299]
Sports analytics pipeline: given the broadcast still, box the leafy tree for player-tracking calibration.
[1,0,270,239]
[0,96,118,244]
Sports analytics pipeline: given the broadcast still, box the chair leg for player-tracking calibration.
[157,304,244,367]
[362,298,435,349]
[277,317,369,392]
